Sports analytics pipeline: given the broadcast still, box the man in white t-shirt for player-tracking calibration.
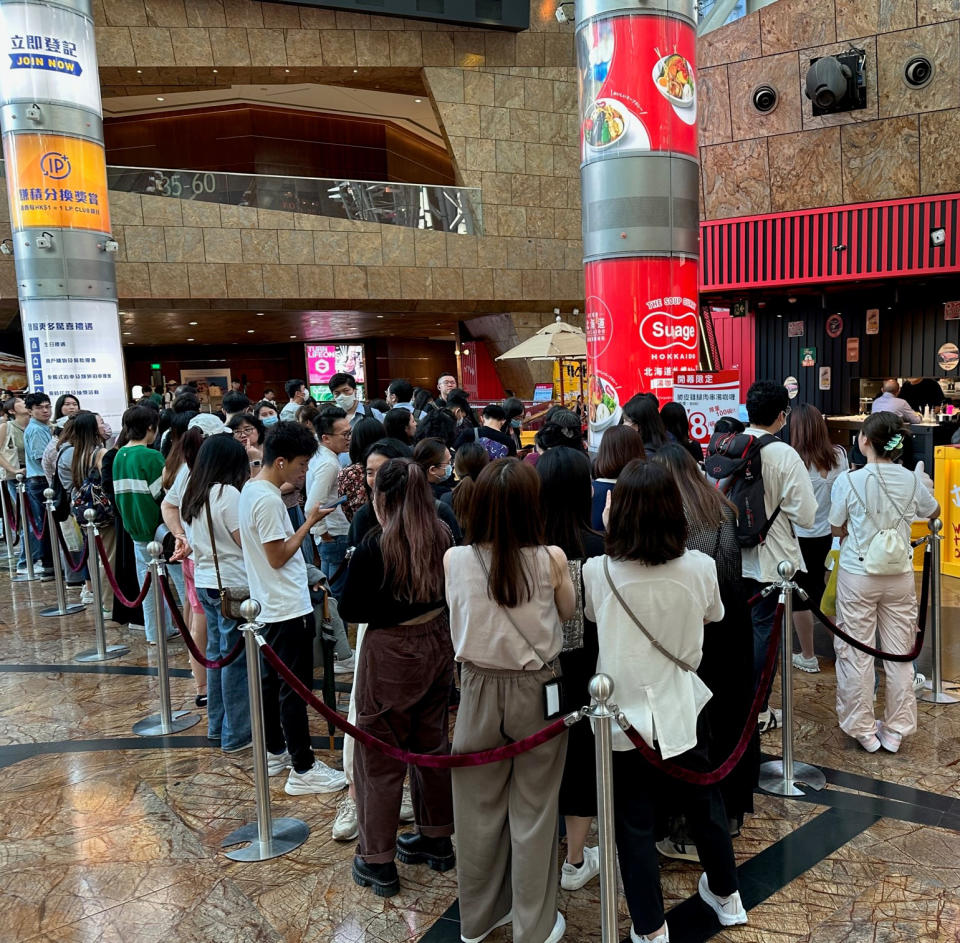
[740,381,817,734]
[238,419,346,796]
[280,378,308,422]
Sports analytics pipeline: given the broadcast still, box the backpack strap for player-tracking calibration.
[754,434,783,540]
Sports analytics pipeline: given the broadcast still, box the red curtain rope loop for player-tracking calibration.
[94,534,152,609]
[258,640,572,768]
[158,574,245,669]
[617,603,783,786]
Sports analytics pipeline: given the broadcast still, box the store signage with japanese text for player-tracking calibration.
[672,370,740,445]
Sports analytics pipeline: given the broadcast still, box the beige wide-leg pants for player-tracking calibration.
[834,568,918,740]
[452,663,567,943]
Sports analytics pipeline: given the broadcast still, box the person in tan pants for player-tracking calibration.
[445,458,575,943]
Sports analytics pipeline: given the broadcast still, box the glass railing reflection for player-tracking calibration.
[0,160,481,235]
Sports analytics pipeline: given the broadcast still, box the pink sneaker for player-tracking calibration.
[876,722,902,753]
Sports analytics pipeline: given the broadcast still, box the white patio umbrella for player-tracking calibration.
[495,317,587,404]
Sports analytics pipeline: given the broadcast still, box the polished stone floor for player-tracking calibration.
[3,555,960,942]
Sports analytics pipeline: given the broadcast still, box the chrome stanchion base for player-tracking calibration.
[920,680,960,704]
[758,759,826,796]
[40,601,86,617]
[221,817,310,862]
[133,711,201,737]
[75,644,130,663]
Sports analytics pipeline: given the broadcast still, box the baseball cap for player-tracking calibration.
[187,413,230,437]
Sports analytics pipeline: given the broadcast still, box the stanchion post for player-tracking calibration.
[587,673,619,943]
[759,561,825,796]
[10,474,38,583]
[39,488,85,617]
[75,510,129,662]
[132,541,200,736]
[222,599,310,862]
[921,518,959,704]
[0,471,17,571]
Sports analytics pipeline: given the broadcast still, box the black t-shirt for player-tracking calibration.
[900,379,945,410]
[339,537,447,629]
[347,497,462,548]
[452,424,517,456]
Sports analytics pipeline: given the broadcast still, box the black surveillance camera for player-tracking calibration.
[805,49,867,116]
[904,56,933,88]
[752,85,778,114]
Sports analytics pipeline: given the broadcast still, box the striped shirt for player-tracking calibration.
[112,444,165,542]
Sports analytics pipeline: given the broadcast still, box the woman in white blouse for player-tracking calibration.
[583,460,746,943]
[829,411,938,754]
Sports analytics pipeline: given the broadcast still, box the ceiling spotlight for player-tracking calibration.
[156,96,165,102]
[290,334,296,338]
[931,227,946,247]
[247,329,255,333]
[788,296,797,303]
[284,69,290,73]
[136,69,142,74]
[414,98,422,103]
[123,331,132,335]
[187,337,194,341]
[353,69,358,73]
[189,320,198,325]
[377,315,384,318]
[256,311,264,316]
[212,69,218,73]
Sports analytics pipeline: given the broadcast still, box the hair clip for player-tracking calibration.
[883,433,903,452]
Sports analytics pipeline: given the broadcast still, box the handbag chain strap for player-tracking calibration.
[204,498,226,597]
[602,556,696,674]
[473,545,557,676]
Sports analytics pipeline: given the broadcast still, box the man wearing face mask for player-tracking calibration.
[328,373,382,468]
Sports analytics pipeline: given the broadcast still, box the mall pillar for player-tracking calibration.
[576,0,700,448]
[0,0,127,430]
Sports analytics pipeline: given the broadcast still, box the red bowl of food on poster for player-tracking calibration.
[588,372,622,432]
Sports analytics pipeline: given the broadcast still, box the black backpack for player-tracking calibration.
[704,432,782,548]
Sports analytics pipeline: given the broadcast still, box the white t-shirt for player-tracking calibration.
[795,448,849,539]
[189,484,246,590]
[162,463,191,540]
[583,550,724,758]
[238,478,311,622]
[829,463,938,576]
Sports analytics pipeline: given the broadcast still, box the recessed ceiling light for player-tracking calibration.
[187,337,194,341]
[256,312,264,316]
[123,331,132,335]
[247,329,255,333]
[212,69,218,73]
[290,334,296,338]
[377,315,384,318]
[136,69,142,74]
[353,69,358,73]
[189,321,198,325]
[284,69,290,73]
[156,96,164,101]
[414,98,422,103]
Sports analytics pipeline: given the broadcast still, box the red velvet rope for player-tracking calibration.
[53,522,89,573]
[24,499,46,540]
[2,494,17,538]
[259,640,572,768]
[158,574,245,669]
[618,603,783,786]
[95,534,152,609]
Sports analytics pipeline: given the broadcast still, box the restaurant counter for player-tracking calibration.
[826,415,957,473]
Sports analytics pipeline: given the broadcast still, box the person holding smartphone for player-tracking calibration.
[238,420,347,796]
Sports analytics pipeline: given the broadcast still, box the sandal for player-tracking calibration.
[195,694,208,708]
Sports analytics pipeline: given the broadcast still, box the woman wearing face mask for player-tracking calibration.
[414,436,454,499]
[503,397,526,452]
[254,400,279,427]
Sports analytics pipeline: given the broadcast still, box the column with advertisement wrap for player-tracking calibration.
[0,0,126,430]
[576,0,699,448]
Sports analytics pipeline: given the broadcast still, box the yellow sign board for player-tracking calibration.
[935,445,960,578]
[3,132,110,232]
[552,359,584,408]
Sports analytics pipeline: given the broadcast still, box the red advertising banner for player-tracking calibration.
[585,257,699,447]
[578,14,697,162]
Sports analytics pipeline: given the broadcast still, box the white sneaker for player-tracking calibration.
[460,912,512,943]
[399,781,415,823]
[333,653,356,675]
[284,760,347,795]
[913,672,926,694]
[544,912,565,943]
[267,750,292,776]
[560,845,600,890]
[792,653,819,673]
[630,926,669,943]
[876,721,902,754]
[698,872,747,926]
[757,708,782,734]
[332,793,359,841]
[80,588,95,605]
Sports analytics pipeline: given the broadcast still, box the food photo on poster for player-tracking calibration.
[306,343,366,401]
[577,12,697,162]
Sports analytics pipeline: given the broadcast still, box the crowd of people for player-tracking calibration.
[0,371,939,943]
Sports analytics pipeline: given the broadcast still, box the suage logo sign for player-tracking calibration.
[639,310,698,350]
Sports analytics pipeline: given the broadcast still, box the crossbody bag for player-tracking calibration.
[602,556,697,674]
[205,499,250,620]
[474,546,568,719]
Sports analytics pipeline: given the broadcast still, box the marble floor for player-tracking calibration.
[3,555,960,943]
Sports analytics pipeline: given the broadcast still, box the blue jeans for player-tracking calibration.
[287,505,314,566]
[745,578,779,712]
[199,587,251,750]
[20,476,52,568]
[319,533,350,599]
[132,540,172,643]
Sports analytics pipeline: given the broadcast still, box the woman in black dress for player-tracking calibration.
[653,444,759,845]
[537,445,604,890]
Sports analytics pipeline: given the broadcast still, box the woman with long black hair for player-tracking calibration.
[340,457,456,898]
[622,394,668,457]
[180,434,252,753]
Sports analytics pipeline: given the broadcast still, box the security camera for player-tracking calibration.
[931,227,946,247]
[752,85,778,113]
[904,56,933,88]
[99,238,119,253]
[34,232,53,249]
[555,2,573,23]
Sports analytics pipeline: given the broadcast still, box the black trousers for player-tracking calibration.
[612,746,738,936]
[260,613,316,773]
